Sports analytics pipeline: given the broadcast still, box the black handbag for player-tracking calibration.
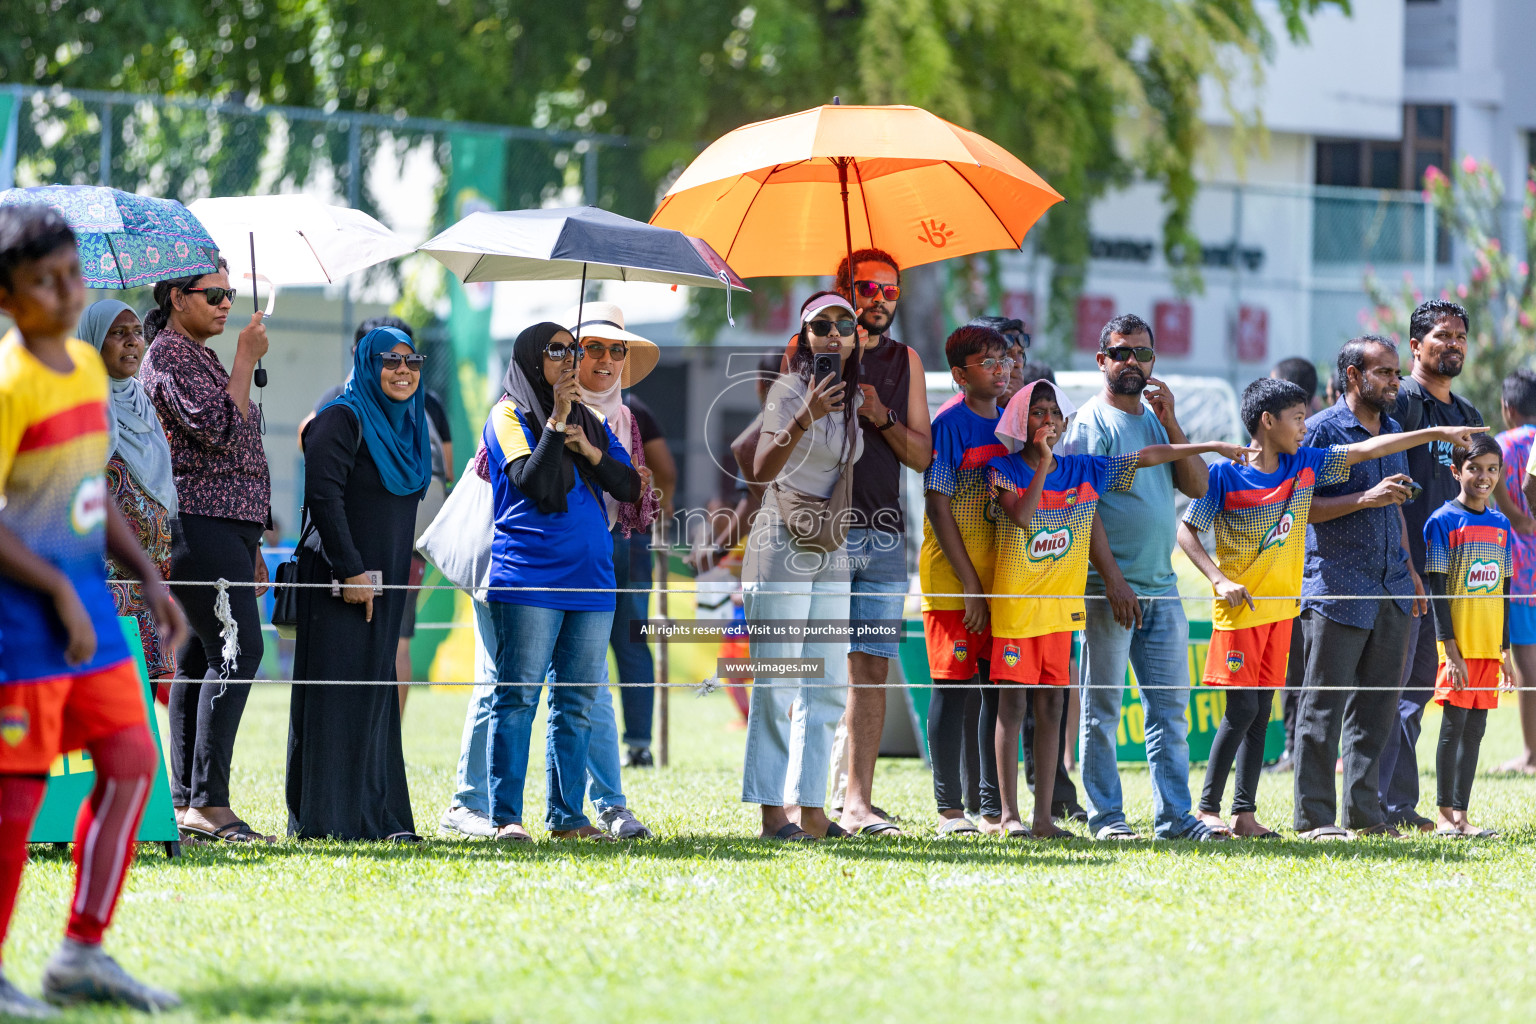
[270,509,316,640]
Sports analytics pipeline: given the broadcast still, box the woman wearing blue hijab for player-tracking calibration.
[287,326,430,841]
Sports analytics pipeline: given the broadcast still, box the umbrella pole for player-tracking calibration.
[838,158,855,300]
[575,263,588,342]
[249,231,267,389]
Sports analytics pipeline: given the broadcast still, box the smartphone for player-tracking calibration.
[812,352,839,388]
[1403,479,1424,503]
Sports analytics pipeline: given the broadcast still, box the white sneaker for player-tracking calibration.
[597,806,653,840]
[0,973,58,1019]
[41,941,180,1012]
[439,804,496,839]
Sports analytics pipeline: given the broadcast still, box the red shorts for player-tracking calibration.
[989,632,1072,686]
[1434,657,1502,710]
[0,660,147,775]
[923,610,992,680]
[1202,620,1291,688]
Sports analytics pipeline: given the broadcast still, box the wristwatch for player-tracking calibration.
[877,409,898,431]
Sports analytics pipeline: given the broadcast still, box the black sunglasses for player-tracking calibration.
[1002,329,1031,350]
[1103,345,1154,364]
[544,342,583,361]
[380,352,426,371]
[183,286,237,306]
[807,319,856,338]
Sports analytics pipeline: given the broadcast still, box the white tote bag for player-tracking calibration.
[415,458,495,599]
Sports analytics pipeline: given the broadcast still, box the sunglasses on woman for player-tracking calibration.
[544,341,583,361]
[807,318,856,338]
[379,352,427,371]
[581,342,628,360]
[183,286,237,305]
[854,280,901,302]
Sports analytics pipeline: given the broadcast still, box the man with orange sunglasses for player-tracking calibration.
[830,248,933,836]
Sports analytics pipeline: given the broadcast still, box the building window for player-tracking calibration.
[1314,105,1453,191]
[1404,0,1459,69]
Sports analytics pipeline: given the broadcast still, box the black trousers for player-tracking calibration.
[1199,689,1274,815]
[168,513,265,808]
[1293,604,1409,831]
[1435,705,1488,811]
[1281,614,1305,755]
[931,661,999,816]
[1379,613,1439,822]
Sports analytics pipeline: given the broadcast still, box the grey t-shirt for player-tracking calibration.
[761,373,864,499]
[1061,393,1178,596]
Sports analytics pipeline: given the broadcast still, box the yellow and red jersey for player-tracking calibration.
[1424,499,1511,659]
[919,402,1006,611]
[987,452,1138,639]
[1182,445,1350,630]
[0,330,129,681]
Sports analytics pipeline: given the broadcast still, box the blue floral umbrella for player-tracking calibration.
[0,185,220,288]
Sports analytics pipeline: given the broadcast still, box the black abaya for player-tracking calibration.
[287,404,422,839]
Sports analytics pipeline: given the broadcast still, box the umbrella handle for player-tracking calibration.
[718,271,735,327]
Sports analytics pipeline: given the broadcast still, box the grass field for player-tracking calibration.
[5,684,1536,1023]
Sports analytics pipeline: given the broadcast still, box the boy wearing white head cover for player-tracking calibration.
[984,381,1254,838]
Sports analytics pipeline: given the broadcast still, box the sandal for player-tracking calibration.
[1003,825,1031,839]
[1353,823,1402,838]
[1299,826,1354,842]
[1030,826,1076,841]
[937,817,981,837]
[209,820,274,844]
[495,824,533,843]
[854,821,903,837]
[822,822,851,839]
[384,832,424,844]
[769,823,817,842]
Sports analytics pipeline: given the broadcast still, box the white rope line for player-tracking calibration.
[166,678,1536,691]
[111,580,1534,601]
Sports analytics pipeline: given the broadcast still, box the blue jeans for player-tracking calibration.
[1079,589,1199,839]
[486,600,611,830]
[456,601,627,816]
[612,532,655,748]
[843,528,907,658]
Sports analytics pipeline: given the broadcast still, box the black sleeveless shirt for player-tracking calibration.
[851,334,911,533]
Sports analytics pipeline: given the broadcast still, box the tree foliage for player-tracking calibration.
[9,0,1347,348]
[1364,156,1536,417]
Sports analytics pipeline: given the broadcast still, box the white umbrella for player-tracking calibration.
[188,194,416,386]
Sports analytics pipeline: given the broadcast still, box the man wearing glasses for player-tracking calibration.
[830,248,933,836]
[1062,314,1225,840]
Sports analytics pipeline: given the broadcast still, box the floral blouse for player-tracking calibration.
[140,327,271,526]
[105,456,175,677]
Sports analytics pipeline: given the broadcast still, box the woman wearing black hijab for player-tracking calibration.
[480,323,641,842]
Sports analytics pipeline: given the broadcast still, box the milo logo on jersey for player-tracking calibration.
[1260,511,1294,551]
[1465,559,1502,593]
[1028,526,1072,561]
[70,474,107,535]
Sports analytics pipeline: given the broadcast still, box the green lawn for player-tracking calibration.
[6,685,1536,1023]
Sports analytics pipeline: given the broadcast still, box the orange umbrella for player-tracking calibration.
[650,103,1063,281]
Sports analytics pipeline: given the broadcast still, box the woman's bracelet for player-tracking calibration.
[793,413,811,432]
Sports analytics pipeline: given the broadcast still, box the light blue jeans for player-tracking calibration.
[1079,588,1199,839]
[740,523,851,808]
[453,600,627,816]
[485,600,610,830]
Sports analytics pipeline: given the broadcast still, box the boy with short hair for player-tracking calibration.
[1178,377,1479,840]
[1425,433,1513,838]
[987,381,1255,838]
[921,324,1012,836]
[0,205,188,1014]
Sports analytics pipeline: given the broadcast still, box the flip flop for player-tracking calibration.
[936,817,981,837]
[1466,829,1500,839]
[1003,825,1031,839]
[1030,826,1076,841]
[823,822,851,839]
[1353,823,1403,838]
[1096,824,1144,841]
[1179,821,1230,842]
[209,820,275,844]
[855,821,903,837]
[770,823,817,842]
[1246,830,1282,840]
[1299,826,1354,842]
[1432,828,1467,839]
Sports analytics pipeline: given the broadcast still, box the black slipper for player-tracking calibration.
[823,822,851,839]
[771,823,817,842]
[855,821,903,837]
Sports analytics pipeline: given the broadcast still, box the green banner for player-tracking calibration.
[28,618,179,845]
[414,131,507,682]
[0,86,18,190]
[899,620,1284,765]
